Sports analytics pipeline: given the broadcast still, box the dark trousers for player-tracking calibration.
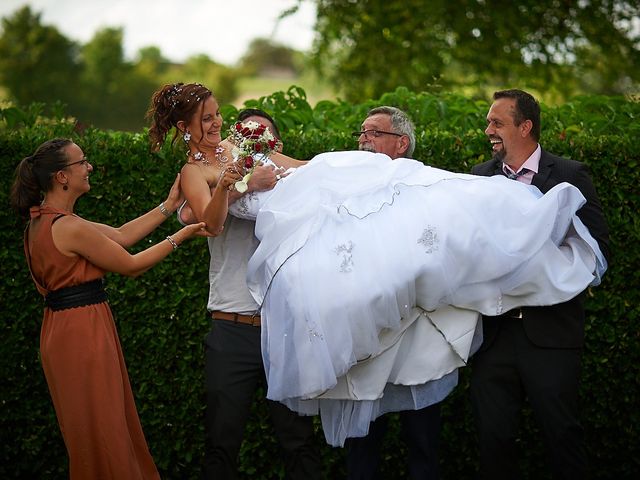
[470,319,587,480]
[346,404,442,480]
[203,319,321,480]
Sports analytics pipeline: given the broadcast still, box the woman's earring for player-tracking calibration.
[183,131,191,144]
[63,184,68,191]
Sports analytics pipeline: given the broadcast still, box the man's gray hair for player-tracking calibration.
[367,106,416,158]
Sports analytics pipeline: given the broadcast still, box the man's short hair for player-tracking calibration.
[493,89,541,142]
[367,106,416,158]
[238,108,282,140]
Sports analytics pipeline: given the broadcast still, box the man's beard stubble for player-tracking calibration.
[492,147,506,163]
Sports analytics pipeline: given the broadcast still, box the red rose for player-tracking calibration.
[256,124,266,135]
[268,140,276,149]
[245,157,254,169]
[254,143,263,152]
[235,122,242,132]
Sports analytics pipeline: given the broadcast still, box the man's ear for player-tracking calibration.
[520,119,533,138]
[398,135,410,157]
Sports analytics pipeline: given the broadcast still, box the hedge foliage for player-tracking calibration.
[1,89,638,479]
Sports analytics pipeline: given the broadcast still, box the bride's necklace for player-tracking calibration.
[187,146,228,166]
[215,146,228,164]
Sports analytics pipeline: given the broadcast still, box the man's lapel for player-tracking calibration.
[491,160,504,177]
[531,150,555,193]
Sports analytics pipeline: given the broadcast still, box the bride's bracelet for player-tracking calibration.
[159,201,172,218]
[166,235,179,250]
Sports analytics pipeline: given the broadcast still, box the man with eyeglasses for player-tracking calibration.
[353,106,415,159]
[346,106,446,480]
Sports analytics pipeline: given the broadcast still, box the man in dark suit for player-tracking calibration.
[470,89,610,479]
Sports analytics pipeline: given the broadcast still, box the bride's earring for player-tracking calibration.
[183,131,192,144]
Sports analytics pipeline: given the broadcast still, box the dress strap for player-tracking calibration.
[30,204,73,218]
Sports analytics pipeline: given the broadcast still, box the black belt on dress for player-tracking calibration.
[45,279,108,311]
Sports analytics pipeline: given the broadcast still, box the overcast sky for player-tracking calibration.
[0,0,317,65]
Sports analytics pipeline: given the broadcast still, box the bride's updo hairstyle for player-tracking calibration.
[10,138,73,219]
[147,82,213,151]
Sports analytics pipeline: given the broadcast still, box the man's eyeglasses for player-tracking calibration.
[351,129,403,139]
[64,158,89,168]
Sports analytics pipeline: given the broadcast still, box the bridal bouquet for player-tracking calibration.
[228,120,281,193]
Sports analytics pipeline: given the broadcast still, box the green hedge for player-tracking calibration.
[1,90,638,479]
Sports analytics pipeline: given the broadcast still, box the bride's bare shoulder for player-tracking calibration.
[180,160,221,186]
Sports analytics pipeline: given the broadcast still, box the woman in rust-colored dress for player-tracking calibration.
[10,138,233,479]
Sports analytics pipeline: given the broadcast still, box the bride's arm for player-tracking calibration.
[178,165,277,225]
[180,163,240,234]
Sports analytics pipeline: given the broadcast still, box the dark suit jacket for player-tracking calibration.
[471,149,610,349]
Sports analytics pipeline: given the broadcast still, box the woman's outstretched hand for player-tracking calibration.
[171,221,219,247]
[163,173,185,213]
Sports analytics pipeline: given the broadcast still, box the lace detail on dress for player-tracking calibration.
[236,192,256,217]
[496,295,504,314]
[334,241,354,273]
[417,226,439,253]
[307,320,325,342]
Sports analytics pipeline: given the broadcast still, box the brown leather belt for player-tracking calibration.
[211,311,260,327]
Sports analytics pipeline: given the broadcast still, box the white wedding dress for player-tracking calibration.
[229,151,607,446]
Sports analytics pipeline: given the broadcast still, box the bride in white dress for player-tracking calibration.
[227,150,606,446]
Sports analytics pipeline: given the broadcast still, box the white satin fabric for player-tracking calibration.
[236,151,605,446]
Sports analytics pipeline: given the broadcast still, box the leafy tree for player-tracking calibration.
[177,54,239,104]
[0,8,239,131]
[75,28,159,130]
[238,38,301,76]
[295,0,640,102]
[0,10,156,130]
[0,6,79,108]
[81,28,128,87]
[135,46,171,77]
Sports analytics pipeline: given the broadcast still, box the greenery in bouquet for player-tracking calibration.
[228,120,281,193]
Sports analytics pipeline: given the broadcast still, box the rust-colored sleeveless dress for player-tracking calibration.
[25,205,160,480]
